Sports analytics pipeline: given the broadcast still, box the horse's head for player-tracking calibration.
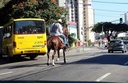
[63,26,68,38]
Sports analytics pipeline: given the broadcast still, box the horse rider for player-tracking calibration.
[50,19,68,48]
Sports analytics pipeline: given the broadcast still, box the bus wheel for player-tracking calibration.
[29,55,38,60]
[6,49,12,62]
[0,54,2,59]
[0,51,3,58]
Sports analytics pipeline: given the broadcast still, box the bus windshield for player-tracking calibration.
[14,20,45,34]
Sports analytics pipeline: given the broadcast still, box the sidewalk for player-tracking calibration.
[45,45,106,56]
[63,46,106,55]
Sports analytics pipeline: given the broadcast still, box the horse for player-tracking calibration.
[47,26,68,66]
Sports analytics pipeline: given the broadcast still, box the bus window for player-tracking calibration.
[3,27,7,39]
[14,20,45,34]
[7,26,12,38]
[3,25,12,39]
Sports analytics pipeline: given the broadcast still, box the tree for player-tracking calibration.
[0,0,10,7]
[92,22,128,41]
[0,0,66,26]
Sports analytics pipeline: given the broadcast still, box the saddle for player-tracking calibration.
[48,36,64,44]
[58,37,64,44]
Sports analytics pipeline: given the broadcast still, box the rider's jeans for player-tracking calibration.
[59,34,68,46]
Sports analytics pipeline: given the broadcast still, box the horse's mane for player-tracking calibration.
[63,26,68,38]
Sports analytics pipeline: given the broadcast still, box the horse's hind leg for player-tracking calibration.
[47,49,50,66]
[63,49,66,64]
[52,49,57,66]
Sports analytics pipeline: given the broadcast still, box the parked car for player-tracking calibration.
[123,40,128,50]
[107,39,127,53]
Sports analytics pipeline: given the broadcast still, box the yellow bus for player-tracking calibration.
[2,18,47,60]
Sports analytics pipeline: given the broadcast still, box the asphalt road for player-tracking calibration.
[0,47,128,83]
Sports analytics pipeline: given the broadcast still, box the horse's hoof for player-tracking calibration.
[64,61,66,64]
[52,64,55,66]
[47,63,50,66]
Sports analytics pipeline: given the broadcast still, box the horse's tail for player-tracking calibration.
[47,37,52,48]
[47,36,57,49]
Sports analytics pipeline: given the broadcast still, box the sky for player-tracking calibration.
[91,0,128,23]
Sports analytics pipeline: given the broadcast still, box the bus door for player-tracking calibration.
[0,26,3,55]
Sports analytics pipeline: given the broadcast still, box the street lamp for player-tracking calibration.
[102,23,105,37]
[101,23,107,38]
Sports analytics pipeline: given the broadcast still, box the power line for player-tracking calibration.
[94,8,126,13]
[67,6,125,13]
[92,0,128,4]
[95,13,120,17]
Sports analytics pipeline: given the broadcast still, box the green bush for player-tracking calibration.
[68,34,77,46]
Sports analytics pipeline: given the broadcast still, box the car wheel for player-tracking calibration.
[125,48,127,52]
[122,50,125,53]
[125,50,127,53]
[108,50,110,53]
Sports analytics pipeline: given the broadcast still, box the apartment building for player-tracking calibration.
[84,0,95,42]
[56,0,95,43]
[65,0,84,42]
[56,0,78,40]
[125,12,128,25]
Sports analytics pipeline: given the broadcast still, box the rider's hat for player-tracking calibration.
[58,19,62,23]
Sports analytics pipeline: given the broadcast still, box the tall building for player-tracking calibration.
[55,0,65,7]
[56,0,78,40]
[65,0,84,42]
[84,0,95,42]
[77,0,84,42]
[125,12,128,25]
[56,0,95,43]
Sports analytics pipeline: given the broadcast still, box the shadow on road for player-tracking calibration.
[0,81,120,83]
[70,54,128,66]
[0,57,37,65]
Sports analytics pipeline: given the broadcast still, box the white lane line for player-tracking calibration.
[0,71,13,76]
[96,73,111,82]
[124,61,128,65]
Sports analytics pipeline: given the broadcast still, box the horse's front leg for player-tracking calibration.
[52,50,57,66]
[56,49,60,61]
[47,49,50,66]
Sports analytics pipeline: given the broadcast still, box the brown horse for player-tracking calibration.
[47,27,68,66]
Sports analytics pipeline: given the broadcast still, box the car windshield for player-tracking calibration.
[14,20,45,34]
[123,40,128,44]
[110,40,122,44]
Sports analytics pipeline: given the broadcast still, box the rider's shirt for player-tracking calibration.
[50,22,63,36]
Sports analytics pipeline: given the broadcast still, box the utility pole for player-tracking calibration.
[102,24,104,37]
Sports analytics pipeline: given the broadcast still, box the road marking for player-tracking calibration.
[124,61,128,65]
[0,71,13,76]
[96,73,111,82]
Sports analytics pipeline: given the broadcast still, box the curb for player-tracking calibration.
[43,46,105,56]
[66,46,104,54]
